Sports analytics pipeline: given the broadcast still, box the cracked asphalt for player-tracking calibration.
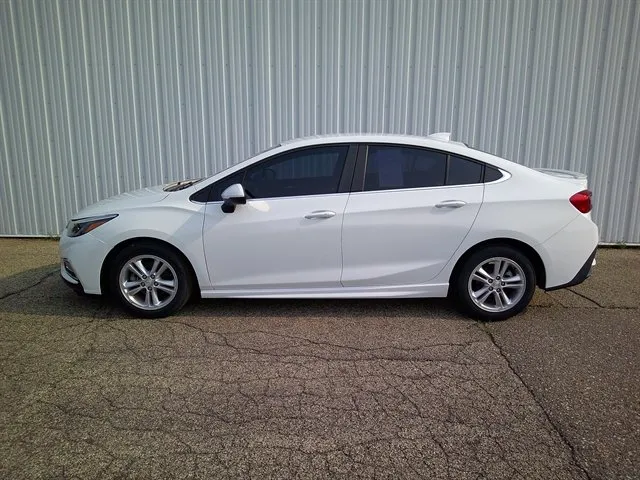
[1,239,638,479]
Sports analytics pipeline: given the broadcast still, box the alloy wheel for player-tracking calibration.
[118,255,178,311]
[467,256,526,312]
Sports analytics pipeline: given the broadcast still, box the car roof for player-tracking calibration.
[278,132,516,169]
[280,132,459,148]
[197,132,531,189]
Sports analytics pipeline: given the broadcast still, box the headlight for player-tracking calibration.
[66,214,118,237]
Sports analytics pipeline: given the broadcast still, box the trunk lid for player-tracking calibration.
[534,168,588,189]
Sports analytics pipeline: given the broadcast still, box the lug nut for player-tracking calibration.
[501,282,505,286]
[140,282,145,287]
[497,288,502,292]
[489,287,493,291]
[154,282,158,286]
[142,275,147,279]
[147,286,152,291]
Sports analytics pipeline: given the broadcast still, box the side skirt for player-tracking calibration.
[200,283,449,299]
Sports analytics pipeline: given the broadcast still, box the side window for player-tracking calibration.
[210,171,245,201]
[484,166,503,182]
[364,145,446,191]
[446,155,483,186]
[244,145,348,198]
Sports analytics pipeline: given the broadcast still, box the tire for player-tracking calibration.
[453,245,536,321]
[111,242,192,318]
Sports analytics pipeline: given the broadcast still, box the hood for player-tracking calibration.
[72,185,169,219]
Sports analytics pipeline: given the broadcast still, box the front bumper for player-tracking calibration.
[59,232,109,294]
[545,247,597,291]
[60,259,85,294]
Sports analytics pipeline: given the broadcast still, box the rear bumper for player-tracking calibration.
[545,247,597,291]
[538,213,599,289]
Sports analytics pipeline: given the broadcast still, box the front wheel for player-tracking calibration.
[111,243,192,318]
[453,246,536,321]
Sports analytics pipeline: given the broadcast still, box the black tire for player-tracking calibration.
[111,242,192,318]
[453,245,536,321]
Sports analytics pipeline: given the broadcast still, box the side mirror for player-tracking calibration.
[221,184,246,213]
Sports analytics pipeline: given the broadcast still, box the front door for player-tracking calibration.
[202,144,352,290]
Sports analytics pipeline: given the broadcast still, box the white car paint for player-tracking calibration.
[203,193,349,289]
[59,133,598,307]
[341,184,483,286]
[534,168,588,189]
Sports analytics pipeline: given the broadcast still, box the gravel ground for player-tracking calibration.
[0,239,638,479]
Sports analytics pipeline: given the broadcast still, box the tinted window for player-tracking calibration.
[190,185,212,203]
[484,166,503,182]
[446,155,483,185]
[210,171,245,201]
[243,145,348,198]
[364,145,446,191]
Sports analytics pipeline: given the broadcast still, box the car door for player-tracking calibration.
[341,144,484,287]
[202,144,356,290]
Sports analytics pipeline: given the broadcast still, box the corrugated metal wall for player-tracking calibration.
[1,0,639,242]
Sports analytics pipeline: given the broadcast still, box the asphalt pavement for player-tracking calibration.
[0,239,638,479]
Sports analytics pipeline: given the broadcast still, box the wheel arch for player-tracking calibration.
[100,237,200,297]
[448,238,546,292]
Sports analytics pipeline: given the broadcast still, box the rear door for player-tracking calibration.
[341,144,484,287]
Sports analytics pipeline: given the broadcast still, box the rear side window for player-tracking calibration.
[364,145,446,191]
[484,166,504,182]
[446,155,483,185]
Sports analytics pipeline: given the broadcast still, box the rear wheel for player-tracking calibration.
[454,246,536,321]
[111,243,192,318]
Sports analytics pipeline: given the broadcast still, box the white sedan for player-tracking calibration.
[59,133,598,321]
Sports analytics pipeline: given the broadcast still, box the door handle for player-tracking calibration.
[435,200,467,209]
[304,210,336,219]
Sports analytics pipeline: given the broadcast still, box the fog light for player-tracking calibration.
[62,259,78,282]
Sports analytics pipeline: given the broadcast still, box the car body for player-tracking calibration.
[59,133,598,320]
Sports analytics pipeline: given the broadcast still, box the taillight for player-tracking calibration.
[570,190,592,213]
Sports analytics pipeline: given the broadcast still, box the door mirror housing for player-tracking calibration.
[221,183,246,213]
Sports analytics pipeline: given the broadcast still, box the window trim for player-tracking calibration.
[354,143,450,192]
[351,144,368,192]
[483,165,507,184]
[189,184,213,203]
[445,154,485,186]
[337,144,359,193]
[351,143,509,193]
[190,143,357,203]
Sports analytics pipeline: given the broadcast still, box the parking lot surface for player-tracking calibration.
[1,239,638,479]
